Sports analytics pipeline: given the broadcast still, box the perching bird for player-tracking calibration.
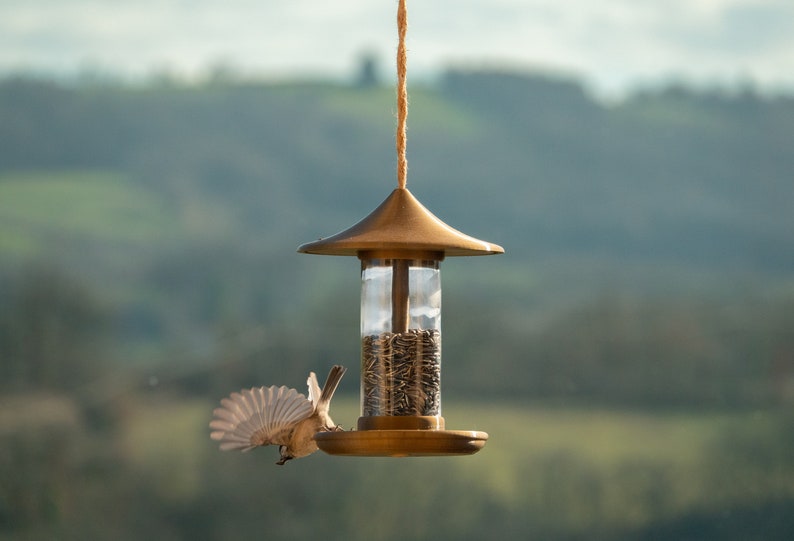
[210,365,346,465]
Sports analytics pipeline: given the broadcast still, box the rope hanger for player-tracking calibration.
[396,0,409,190]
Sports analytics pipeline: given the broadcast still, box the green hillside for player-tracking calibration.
[1,70,793,540]
[1,71,792,401]
[0,170,180,256]
[2,72,792,280]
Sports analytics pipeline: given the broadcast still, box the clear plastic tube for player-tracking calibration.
[360,258,441,417]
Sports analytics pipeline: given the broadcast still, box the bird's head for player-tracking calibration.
[276,446,293,466]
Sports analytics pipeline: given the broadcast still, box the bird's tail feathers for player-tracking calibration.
[306,371,322,405]
[318,365,346,407]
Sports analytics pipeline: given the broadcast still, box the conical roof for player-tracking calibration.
[298,188,504,257]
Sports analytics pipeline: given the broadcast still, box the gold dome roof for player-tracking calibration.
[298,188,504,258]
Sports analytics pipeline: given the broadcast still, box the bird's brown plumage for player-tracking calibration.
[210,365,346,464]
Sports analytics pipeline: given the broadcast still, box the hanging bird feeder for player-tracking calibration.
[299,188,502,456]
[298,0,503,457]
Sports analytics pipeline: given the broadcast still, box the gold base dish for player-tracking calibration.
[314,429,488,457]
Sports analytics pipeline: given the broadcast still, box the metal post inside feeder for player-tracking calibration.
[298,187,503,456]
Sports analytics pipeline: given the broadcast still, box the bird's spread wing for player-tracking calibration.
[210,386,313,451]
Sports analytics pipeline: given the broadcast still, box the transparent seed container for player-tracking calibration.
[360,258,441,425]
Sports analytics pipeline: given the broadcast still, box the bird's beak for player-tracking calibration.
[276,447,292,466]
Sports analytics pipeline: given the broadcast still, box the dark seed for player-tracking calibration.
[362,329,441,416]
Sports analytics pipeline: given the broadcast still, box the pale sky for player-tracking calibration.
[2,0,793,97]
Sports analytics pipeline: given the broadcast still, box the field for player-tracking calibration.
[0,170,182,256]
[107,395,794,540]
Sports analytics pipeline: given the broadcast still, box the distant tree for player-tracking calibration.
[355,52,379,88]
[0,264,106,392]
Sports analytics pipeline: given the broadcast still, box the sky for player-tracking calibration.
[2,0,794,98]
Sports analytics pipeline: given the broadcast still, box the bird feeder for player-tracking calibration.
[296,0,503,456]
[298,187,503,456]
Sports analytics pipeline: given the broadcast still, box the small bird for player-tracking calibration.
[210,365,346,465]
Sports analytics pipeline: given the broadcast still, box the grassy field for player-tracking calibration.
[3,387,792,540]
[320,86,483,137]
[118,394,794,539]
[0,170,180,258]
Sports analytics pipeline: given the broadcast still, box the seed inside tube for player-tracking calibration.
[362,328,441,417]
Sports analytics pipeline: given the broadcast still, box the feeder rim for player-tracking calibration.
[314,428,488,457]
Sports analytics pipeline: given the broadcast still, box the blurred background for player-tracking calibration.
[1,1,793,540]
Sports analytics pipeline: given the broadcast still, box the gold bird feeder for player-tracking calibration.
[299,187,503,456]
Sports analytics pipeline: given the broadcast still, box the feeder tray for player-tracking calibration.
[299,187,502,456]
[314,429,487,457]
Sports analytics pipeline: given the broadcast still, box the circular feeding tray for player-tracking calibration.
[314,429,488,457]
